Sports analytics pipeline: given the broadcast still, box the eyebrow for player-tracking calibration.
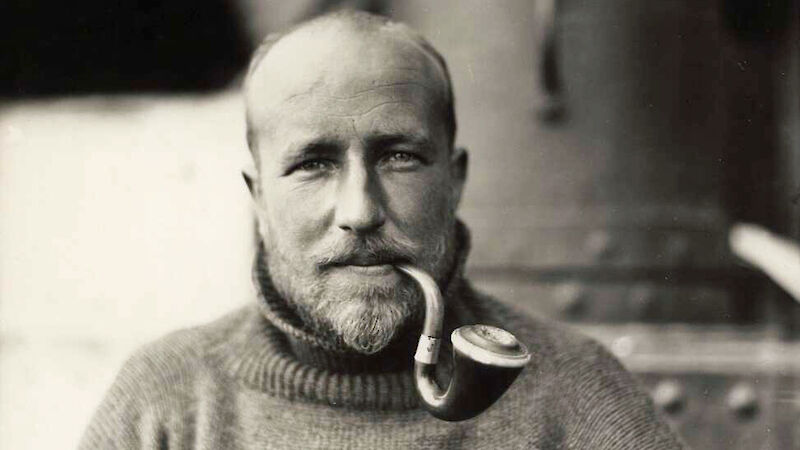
[364,132,433,151]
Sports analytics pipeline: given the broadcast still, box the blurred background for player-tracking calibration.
[1,0,799,448]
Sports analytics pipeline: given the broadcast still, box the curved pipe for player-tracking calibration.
[397,265,444,344]
[397,264,531,422]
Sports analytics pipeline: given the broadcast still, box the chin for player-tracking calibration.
[329,300,407,354]
[313,279,419,354]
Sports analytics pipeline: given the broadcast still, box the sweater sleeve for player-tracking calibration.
[78,352,165,449]
[557,339,686,450]
[78,331,200,450]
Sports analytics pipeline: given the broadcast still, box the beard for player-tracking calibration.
[262,224,457,355]
[304,273,419,354]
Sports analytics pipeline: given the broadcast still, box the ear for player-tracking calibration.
[449,146,468,207]
[242,168,270,239]
[242,169,257,197]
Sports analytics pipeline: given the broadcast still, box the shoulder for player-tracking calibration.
[468,287,684,448]
[114,328,204,400]
[79,306,253,449]
[103,306,253,411]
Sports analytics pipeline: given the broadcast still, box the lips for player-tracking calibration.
[329,255,409,276]
[341,264,396,276]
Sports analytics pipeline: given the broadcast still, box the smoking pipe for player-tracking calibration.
[397,265,531,422]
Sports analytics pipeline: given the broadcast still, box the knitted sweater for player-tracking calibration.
[80,234,684,449]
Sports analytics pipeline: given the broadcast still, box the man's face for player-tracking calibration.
[246,27,465,354]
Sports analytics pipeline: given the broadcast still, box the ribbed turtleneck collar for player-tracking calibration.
[207,222,483,410]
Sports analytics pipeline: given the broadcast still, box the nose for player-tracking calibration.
[334,161,386,234]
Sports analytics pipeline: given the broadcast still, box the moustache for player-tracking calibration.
[316,234,418,269]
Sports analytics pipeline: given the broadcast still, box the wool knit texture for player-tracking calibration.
[80,226,684,449]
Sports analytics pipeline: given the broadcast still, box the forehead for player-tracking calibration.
[274,78,441,143]
[245,25,448,145]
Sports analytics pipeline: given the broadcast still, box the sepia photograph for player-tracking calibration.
[1,1,799,448]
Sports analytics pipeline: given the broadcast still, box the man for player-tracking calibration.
[81,11,683,449]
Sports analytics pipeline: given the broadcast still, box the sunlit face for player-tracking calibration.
[246,25,465,354]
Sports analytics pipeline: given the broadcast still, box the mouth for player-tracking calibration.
[328,256,410,277]
[340,264,396,276]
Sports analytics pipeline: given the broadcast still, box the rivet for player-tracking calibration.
[586,230,614,261]
[652,380,685,415]
[727,382,758,419]
[664,234,690,265]
[555,282,586,317]
[610,335,635,359]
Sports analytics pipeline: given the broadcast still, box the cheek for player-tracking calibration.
[263,182,334,249]
[385,172,455,238]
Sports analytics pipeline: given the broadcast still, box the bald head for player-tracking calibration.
[243,11,456,163]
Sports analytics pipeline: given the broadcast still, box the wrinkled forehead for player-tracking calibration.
[245,25,449,134]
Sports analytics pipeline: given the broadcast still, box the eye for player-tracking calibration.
[381,151,423,171]
[293,159,336,175]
